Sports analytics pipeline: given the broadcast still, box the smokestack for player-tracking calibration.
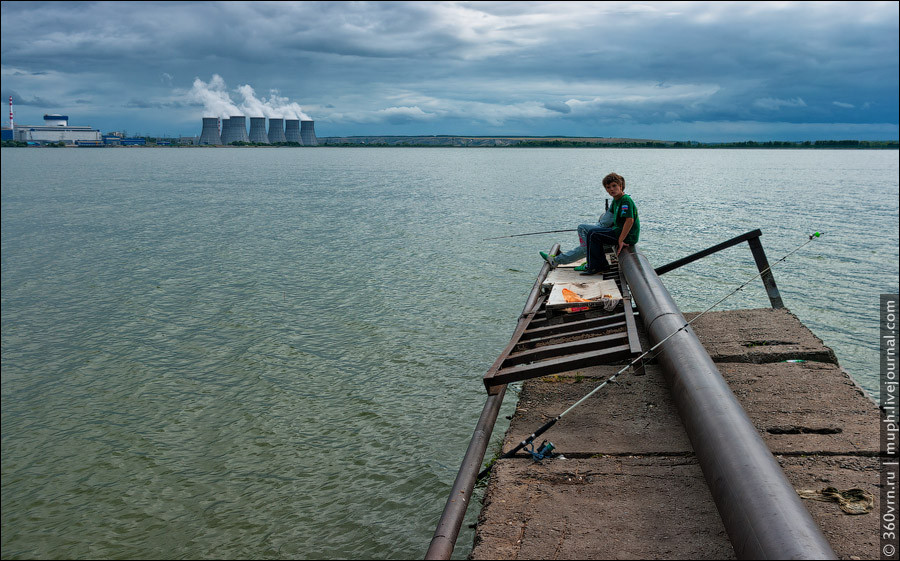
[300,120,317,146]
[220,115,249,145]
[248,117,269,144]
[268,118,286,143]
[285,119,301,143]
[199,117,222,145]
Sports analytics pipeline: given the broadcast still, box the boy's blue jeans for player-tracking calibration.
[554,211,615,265]
[586,227,620,271]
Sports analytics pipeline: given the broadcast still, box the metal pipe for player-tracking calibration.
[619,247,835,560]
[425,388,506,560]
[425,245,559,560]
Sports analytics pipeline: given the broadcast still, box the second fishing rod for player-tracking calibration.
[483,201,612,241]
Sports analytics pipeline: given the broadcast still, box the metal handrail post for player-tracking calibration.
[747,235,785,308]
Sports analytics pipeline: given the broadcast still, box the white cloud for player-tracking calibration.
[832,101,855,109]
[753,97,807,110]
[375,106,434,123]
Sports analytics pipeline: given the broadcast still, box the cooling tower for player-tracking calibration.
[285,119,301,143]
[220,117,235,144]
[221,115,249,145]
[249,117,269,144]
[199,117,222,145]
[268,118,286,143]
[300,120,317,146]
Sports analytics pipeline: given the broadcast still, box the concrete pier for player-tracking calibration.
[471,308,881,559]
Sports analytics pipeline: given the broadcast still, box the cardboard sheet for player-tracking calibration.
[545,278,621,307]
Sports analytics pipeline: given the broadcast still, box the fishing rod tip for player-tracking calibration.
[810,231,822,239]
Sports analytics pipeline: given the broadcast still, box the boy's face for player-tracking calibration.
[604,181,624,198]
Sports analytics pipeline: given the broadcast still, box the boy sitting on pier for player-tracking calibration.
[540,172,640,275]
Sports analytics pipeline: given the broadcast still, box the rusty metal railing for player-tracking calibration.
[654,229,784,309]
[424,244,558,560]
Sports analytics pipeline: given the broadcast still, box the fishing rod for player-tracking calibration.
[477,231,823,480]
[483,229,576,241]
[484,202,612,241]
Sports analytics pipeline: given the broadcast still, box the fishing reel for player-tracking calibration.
[525,440,556,462]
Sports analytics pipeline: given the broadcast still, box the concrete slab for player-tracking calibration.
[471,455,880,560]
[685,308,838,364]
[777,455,881,560]
[718,361,879,454]
[503,365,693,456]
[503,361,878,459]
[472,457,733,560]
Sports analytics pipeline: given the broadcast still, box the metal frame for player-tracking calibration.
[654,229,784,309]
[482,259,643,390]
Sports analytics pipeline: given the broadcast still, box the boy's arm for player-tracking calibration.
[616,218,634,255]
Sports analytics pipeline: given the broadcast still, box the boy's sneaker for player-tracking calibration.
[539,251,557,268]
[573,262,588,271]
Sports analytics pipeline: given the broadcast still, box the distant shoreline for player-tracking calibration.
[318,137,900,149]
[3,137,898,149]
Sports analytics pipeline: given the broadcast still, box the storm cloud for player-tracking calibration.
[1,1,897,141]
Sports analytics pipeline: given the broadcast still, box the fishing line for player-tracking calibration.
[478,231,823,479]
[483,228,576,241]
[484,202,613,241]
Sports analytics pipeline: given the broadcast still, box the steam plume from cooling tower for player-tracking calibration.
[189,75,240,118]
[189,75,311,121]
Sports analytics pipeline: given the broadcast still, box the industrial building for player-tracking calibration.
[198,116,316,146]
[199,118,222,145]
[285,119,301,143]
[248,117,269,144]
[221,116,250,144]
[300,120,317,146]
[268,118,286,143]
[9,114,102,145]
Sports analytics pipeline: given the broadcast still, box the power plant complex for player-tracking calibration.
[2,95,319,147]
[3,112,103,145]
[199,116,317,146]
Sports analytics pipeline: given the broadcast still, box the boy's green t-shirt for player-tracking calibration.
[611,194,640,245]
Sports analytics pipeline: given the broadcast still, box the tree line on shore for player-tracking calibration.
[512,139,899,148]
[3,139,897,149]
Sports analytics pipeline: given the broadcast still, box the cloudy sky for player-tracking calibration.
[1,1,897,141]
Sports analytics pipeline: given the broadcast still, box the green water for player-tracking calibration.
[2,147,897,559]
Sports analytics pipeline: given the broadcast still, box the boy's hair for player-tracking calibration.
[602,172,625,190]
